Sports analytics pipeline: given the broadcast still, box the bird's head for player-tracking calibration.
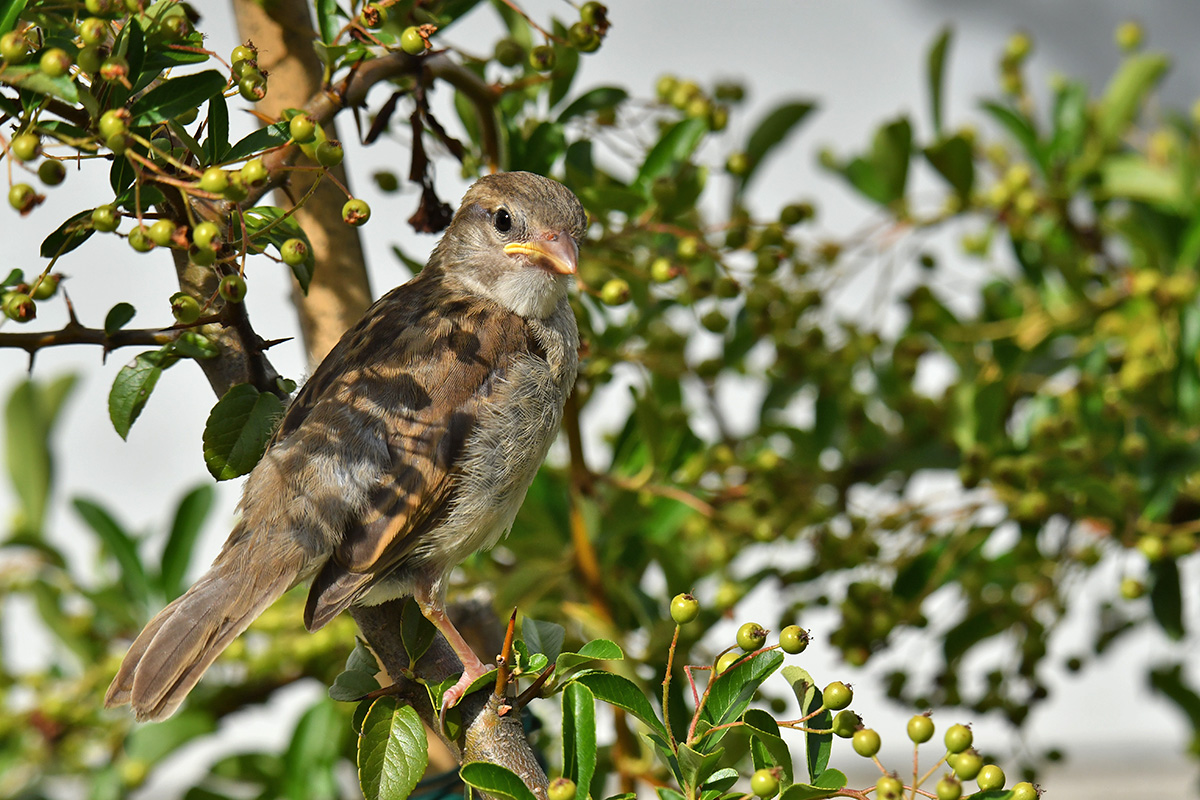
[432,171,587,319]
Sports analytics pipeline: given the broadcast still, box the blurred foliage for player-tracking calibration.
[1,1,1198,798]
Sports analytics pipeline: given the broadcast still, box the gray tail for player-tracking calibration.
[104,530,306,721]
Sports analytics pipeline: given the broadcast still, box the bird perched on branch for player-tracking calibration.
[105,171,586,722]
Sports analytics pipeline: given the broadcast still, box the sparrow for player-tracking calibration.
[105,171,586,722]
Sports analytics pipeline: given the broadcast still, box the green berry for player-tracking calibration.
[11,133,40,162]
[749,768,778,798]
[231,57,258,79]
[128,225,155,252]
[38,160,66,186]
[79,16,108,45]
[1010,781,1038,800]
[670,593,699,625]
[600,278,630,305]
[714,651,739,675]
[1005,31,1032,62]
[31,274,60,300]
[875,776,903,800]
[529,45,556,71]
[568,22,600,52]
[735,623,770,653]
[99,54,128,82]
[373,170,399,192]
[238,72,267,101]
[655,74,678,102]
[192,221,221,250]
[400,27,426,56]
[0,31,29,63]
[92,204,120,231]
[580,2,607,27]
[189,244,216,267]
[976,764,1004,792]
[199,167,229,194]
[494,37,523,67]
[951,749,982,781]
[8,183,37,213]
[315,139,344,167]
[241,158,268,185]
[223,171,249,202]
[360,2,386,29]
[935,775,961,800]
[943,724,972,754]
[85,0,117,15]
[3,292,35,322]
[778,625,808,654]
[851,728,880,758]
[906,713,934,743]
[726,151,751,175]
[77,44,104,74]
[831,709,860,738]
[822,681,853,711]
[176,106,199,125]
[289,113,317,144]
[161,15,189,40]
[1115,21,1143,52]
[280,238,308,267]
[149,219,176,247]
[98,109,129,140]
[1120,577,1145,600]
[231,44,256,65]
[650,257,675,283]
[701,309,727,333]
[780,202,814,226]
[170,292,201,324]
[219,273,247,303]
[39,48,72,78]
[106,132,130,154]
[342,198,371,225]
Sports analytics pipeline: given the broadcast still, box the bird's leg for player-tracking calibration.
[413,583,495,724]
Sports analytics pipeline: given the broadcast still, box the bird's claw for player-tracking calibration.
[436,666,496,733]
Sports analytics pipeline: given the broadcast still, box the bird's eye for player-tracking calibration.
[494,208,512,233]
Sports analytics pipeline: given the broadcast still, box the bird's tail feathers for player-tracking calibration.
[104,532,307,722]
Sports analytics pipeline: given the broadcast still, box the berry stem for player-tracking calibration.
[662,624,680,751]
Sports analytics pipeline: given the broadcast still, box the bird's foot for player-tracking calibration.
[437,663,496,731]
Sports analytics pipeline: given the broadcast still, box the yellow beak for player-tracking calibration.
[504,233,579,275]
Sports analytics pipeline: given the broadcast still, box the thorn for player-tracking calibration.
[259,336,293,351]
[494,608,518,698]
[62,289,80,326]
[514,664,555,711]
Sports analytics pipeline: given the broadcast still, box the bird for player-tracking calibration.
[105,171,587,722]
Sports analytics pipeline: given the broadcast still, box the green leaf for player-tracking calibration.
[459,762,538,800]
[40,209,95,258]
[74,497,150,609]
[744,708,793,787]
[358,698,426,800]
[348,636,381,674]
[0,1,28,36]
[523,617,565,662]
[202,383,284,480]
[104,303,136,336]
[1100,154,1184,208]
[109,348,177,440]
[562,682,597,800]
[556,638,624,676]
[282,699,343,799]
[330,669,381,702]
[781,666,830,782]
[131,70,227,125]
[979,101,1044,174]
[558,86,628,123]
[242,206,316,292]
[924,134,974,202]
[225,121,291,162]
[0,64,79,103]
[1097,53,1169,147]
[5,375,76,536]
[779,784,837,800]
[1150,558,1184,640]
[1149,663,1200,735]
[571,671,669,740]
[204,92,229,165]
[738,100,816,193]
[677,743,723,792]
[316,0,342,45]
[927,26,952,135]
[401,596,437,666]
[699,649,785,729]
[160,484,214,600]
[636,117,708,191]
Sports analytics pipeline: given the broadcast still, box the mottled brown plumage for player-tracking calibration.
[105,172,586,721]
